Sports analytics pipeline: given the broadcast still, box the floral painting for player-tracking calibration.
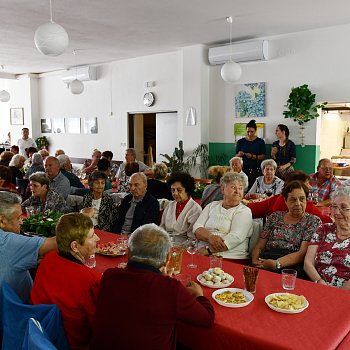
[235,82,266,117]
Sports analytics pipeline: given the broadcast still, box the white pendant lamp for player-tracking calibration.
[70,50,84,94]
[34,0,69,56]
[0,90,10,102]
[221,17,242,83]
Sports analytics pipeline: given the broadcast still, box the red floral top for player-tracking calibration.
[310,223,350,288]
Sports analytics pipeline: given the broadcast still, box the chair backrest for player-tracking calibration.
[249,219,263,254]
[1,283,69,350]
[23,318,57,350]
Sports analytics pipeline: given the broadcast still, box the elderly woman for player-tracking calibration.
[194,172,253,263]
[25,152,45,179]
[245,159,284,199]
[31,213,101,349]
[160,172,202,243]
[251,180,322,275]
[0,151,14,166]
[9,154,25,185]
[271,124,296,179]
[147,163,172,200]
[21,172,67,213]
[0,165,17,193]
[304,187,350,289]
[82,171,118,232]
[200,165,230,208]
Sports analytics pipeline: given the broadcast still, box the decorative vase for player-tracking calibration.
[300,123,305,148]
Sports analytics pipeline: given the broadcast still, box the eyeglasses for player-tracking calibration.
[329,204,350,213]
[319,167,333,171]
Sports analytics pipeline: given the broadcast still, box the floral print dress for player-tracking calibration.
[310,223,350,288]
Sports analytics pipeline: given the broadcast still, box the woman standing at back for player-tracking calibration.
[235,119,266,190]
[271,124,296,180]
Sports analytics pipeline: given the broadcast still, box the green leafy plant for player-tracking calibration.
[283,84,327,125]
[36,136,50,149]
[21,210,62,237]
[192,182,205,199]
[160,140,185,173]
[185,143,209,178]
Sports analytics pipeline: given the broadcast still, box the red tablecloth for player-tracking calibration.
[94,230,350,350]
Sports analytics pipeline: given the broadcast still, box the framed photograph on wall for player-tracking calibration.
[83,117,98,134]
[234,122,265,142]
[52,118,65,134]
[10,108,24,125]
[66,118,81,134]
[40,118,52,133]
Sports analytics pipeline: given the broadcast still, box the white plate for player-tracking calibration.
[197,273,234,289]
[265,293,309,314]
[212,288,254,308]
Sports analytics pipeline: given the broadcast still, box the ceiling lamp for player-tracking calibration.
[34,0,69,56]
[0,90,10,103]
[221,17,242,83]
[70,50,84,94]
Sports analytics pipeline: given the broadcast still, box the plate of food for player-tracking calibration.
[197,268,234,288]
[212,288,254,308]
[265,293,309,314]
[95,242,126,256]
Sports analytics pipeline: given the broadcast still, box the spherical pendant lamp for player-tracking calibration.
[0,90,10,102]
[221,61,242,83]
[70,79,84,94]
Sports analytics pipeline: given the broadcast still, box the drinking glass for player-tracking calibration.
[117,235,129,268]
[265,189,273,197]
[186,238,198,269]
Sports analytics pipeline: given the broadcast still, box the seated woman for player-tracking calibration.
[25,153,45,179]
[245,159,283,200]
[251,180,322,276]
[0,151,14,166]
[194,172,253,263]
[24,147,38,169]
[200,165,230,208]
[31,213,101,350]
[247,171,332,224]
[147,163,172,200]
[8,154,25,185]
[116,161,139,193]
[22,172,67,213]
[160,172,202,243]
[304,187,350,289]
[82,171,118,232]
[0,165,18,193]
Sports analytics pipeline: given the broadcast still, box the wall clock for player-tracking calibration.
[143,92,155,107]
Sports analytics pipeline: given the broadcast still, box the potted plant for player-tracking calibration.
[35,136,50,150]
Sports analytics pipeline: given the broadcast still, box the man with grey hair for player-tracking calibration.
[230,156,249,191]
[116,148,152,179]
[112,172,159,234]
[0,191,56,301]
[91,224,214,350]
[45,156,71,198]
[57,154,85,190]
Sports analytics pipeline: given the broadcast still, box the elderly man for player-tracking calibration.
[82,149,101,175]
[116,148,152,179]
[112,172,159,234]
[309,158,342,207]
[17,127,37,158]
[57,154,85,190]
[230,156,249,191]
[91,224,214,349]
[0,191,56,301]
[45,156,71,199]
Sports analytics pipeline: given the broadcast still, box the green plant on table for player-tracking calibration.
[21,210,62,237]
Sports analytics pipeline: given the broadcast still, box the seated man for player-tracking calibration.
[97,158,112,191]
[82,149,101,175]
[116,148,152,179]
[0,191,56,301]
[91,224,214,350]
[309,158,341,206]
[45,156,71,199]
[112,172,159,234]
[230,156,248,191]
[57,154,85,190]
[101,150,119,180]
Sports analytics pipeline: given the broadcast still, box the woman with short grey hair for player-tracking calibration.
[245,158,283,199]
[147,163,172,200]
[9,154,25,185]
[21,171,67,214]
[194,171,253,262]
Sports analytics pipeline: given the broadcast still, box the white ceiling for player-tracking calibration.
[2,0,350,75]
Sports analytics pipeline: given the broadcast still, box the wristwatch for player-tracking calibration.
[275,259,282,270]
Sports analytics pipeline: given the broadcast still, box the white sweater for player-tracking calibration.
[193,201,253,259]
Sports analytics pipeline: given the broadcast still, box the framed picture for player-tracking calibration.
[10,108,24,125]
[40,118,52,133]
[52,118,65,134]
[235,82,266,117]
[83,117,98,134]
[66,118,81,134]
[234,122,265,142]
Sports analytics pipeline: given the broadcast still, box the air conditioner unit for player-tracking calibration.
[61,66,97,84]
[209,40,268,65]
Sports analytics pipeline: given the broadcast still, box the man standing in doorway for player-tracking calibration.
[116,148,152,179]
[17,128,37,158]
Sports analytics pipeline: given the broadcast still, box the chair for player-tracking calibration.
[1,283,69,350]
[23,318,57,350]
[16,178,29,199]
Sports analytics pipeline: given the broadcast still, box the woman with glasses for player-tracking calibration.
[235,119,266,190]
[304,187,350,289]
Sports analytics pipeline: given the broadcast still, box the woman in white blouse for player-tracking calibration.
[160,172,202,243]
[195,172,253,263]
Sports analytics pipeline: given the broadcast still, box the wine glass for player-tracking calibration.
[265,189,273,197]
[186,238,198,269]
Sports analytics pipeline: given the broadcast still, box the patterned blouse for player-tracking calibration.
[21,189,67,213]
[310,223,350,288]
[261,211,322,252]
[272,139,296,166]
[309,173,342,202]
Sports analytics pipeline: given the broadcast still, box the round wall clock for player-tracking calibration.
[143,92,155,107]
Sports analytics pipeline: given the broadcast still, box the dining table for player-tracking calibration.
[94,230,350,350]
